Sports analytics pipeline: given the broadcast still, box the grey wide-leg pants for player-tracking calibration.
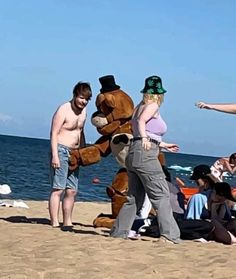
[110,140,180,242]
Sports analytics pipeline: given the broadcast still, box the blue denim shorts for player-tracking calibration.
[50,144,79,191]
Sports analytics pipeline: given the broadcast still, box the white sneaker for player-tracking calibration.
[128,230,141,240]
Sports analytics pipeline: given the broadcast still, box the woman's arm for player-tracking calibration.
[210,203,227,221]
[137,103,159,150]
[137,103,158,138]
[159,141,179,152]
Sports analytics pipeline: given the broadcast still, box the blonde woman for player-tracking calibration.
[110,75,181,243]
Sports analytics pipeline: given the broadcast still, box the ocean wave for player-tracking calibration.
[168,165,192,172]
[168,166,234,179]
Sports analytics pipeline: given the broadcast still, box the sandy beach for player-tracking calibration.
[0,201,236,279]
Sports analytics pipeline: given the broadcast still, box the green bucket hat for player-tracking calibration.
[140,75,167,94]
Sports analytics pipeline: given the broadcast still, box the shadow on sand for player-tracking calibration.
[0,215,102,236]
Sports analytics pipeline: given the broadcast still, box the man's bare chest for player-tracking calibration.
[63,116,84,131]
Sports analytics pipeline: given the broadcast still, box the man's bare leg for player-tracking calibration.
[49,189,63,227]
[62,188,77,226]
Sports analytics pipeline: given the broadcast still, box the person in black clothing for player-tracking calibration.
[132,166,214,241]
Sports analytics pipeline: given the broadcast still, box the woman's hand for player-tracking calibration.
[141,137,152,151]
[196,101,212,110]
[159,142,179,153]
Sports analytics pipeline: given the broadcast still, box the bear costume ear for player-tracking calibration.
[95,94,105,107]
[104,93,116,108]
[95,93,116,109]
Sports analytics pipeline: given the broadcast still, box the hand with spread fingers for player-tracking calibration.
[159,142,179,153]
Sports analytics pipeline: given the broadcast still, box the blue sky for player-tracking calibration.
[0,1,236,157]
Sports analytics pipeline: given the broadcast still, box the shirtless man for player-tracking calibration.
[49,82,92,229]
[196,102,236,114]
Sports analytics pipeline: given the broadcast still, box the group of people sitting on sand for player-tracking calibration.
[48,73,236,244]
[123,162,236,245]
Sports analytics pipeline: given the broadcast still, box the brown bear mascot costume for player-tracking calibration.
[69,75,165,228]
[69,75,134,228]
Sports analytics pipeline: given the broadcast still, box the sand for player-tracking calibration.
[0,201,236,279]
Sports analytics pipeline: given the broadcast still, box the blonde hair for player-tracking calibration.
[142,93,164,106]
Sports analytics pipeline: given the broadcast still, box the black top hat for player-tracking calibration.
[99,75,120,93]
[190,165,211,180]
[214,182,236,202]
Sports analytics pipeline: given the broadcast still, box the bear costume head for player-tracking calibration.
[91,75,134,168]
[91,75,134,137]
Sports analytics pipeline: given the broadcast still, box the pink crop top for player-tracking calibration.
[131,114,167,142]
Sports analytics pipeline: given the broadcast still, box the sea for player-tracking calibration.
[1,134,236,202]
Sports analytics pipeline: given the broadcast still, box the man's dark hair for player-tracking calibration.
[73,82,92,100]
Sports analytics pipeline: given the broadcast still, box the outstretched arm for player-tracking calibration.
[159,142,179,152]
[196,102,236,114]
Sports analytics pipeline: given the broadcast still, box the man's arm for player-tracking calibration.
[196,102,236,114]
[50,105,66,168]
